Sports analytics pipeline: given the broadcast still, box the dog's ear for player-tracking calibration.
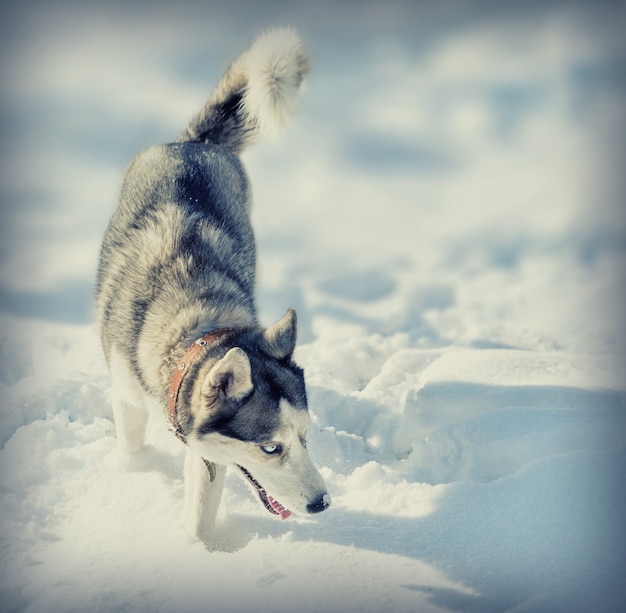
[262,308,297,360]
[202,347,253,400]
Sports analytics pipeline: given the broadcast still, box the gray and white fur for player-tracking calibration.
[96,28,329,546]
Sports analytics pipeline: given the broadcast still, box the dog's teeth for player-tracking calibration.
[267,495,292,520]
[239,466,291,519]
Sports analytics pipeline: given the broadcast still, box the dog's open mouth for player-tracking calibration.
[237,465,292,520]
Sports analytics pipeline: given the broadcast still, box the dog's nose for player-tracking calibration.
[307,493,331,514]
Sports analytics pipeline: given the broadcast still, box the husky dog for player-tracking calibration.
[96,27,329,546]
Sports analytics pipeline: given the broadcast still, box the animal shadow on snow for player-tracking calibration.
[116,444,184,481]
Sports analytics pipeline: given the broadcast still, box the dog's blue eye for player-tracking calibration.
[260,443,281,455]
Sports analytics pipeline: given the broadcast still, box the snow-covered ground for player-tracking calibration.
[1,1,625,611]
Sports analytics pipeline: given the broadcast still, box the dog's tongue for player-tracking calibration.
[267,496,291,520]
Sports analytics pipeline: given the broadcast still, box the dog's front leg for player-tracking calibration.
[109,350,149,453]
[183,447,226,547]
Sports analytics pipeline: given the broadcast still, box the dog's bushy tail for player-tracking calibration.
[178,27,309,152]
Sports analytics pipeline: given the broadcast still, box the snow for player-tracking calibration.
[1,1,625,612]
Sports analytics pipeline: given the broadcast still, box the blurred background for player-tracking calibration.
[0,0,624,350]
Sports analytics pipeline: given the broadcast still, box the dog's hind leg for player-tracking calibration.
[183,447,226,547]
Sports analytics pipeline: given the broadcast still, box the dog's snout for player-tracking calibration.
[307,493,331,514]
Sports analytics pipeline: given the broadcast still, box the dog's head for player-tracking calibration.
[187,309,330,519]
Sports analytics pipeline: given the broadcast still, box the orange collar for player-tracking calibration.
[167,328,235,443]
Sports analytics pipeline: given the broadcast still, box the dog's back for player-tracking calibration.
[96,27,309,398]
